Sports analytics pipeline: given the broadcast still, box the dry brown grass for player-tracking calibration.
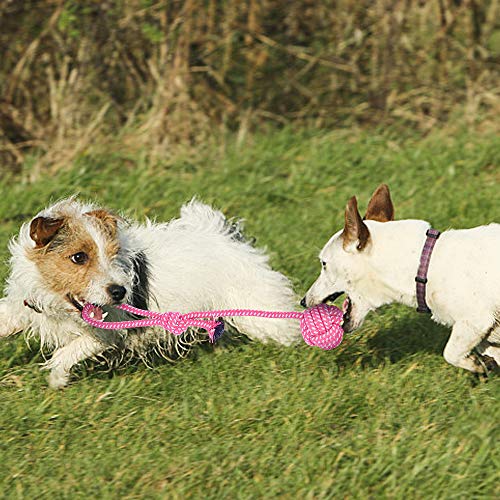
[0,0,499,175]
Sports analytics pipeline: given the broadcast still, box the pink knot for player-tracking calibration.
[159,312,189,336]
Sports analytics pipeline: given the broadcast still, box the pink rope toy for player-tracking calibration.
[81,302,344,350]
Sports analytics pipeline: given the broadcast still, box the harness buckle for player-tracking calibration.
[426,229,440,239]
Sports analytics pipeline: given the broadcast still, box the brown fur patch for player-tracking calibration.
[364,183,395,222]
[342,196,370,251]
[27,215,120,306]
[85,209,119,239]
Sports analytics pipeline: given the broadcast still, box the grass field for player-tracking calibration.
[0,128,499,498]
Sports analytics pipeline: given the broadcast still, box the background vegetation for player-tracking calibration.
[1,0,499,173]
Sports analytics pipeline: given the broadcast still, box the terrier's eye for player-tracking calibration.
[70,252,89,265]
[321,260,327,269]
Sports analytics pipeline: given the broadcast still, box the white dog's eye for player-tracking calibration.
[70,252,89,265]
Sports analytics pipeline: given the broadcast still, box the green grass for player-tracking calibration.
[0,128,499,498]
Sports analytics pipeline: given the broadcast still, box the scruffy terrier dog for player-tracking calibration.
[0,198,300,388]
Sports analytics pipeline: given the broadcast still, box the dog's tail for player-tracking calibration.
[179,198,247,241]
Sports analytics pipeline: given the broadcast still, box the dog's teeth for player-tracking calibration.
[102,312,108,320]
[90,312,95,318]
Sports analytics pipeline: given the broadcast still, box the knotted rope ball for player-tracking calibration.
[300,303,344,350]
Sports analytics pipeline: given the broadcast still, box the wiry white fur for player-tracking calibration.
[0,198,300,388]
[305,219,500,372]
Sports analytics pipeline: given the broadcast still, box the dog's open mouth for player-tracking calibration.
[342,296,352,327]
[67,294,85,312]
[322,292,352,327]
[67,294,108,321]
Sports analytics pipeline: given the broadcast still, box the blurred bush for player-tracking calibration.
[0,0,499,172]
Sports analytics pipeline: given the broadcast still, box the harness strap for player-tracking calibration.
[415,228,441,313]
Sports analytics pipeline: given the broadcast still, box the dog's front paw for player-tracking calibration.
[47,370,70,390]
[476,354,499,375]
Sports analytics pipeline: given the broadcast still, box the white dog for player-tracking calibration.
[0,198,300,388]
[303,184,500,373]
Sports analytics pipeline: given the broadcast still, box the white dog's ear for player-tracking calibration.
[342,196,370,252]
[29,217,65,248]
[365,184,394,222]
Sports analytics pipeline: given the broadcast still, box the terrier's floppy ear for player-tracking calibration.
[30,217,65,248]
[342,196,370,251]
[85,209,120,237]
[364,183,394,222]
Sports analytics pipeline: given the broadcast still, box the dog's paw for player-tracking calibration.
[47,370,70,390]
[480,354,499,374]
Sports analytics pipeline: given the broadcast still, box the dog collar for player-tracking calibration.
[24,299,42,314]
[415,228,441,313]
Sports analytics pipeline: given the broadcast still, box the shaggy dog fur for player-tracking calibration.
[303,184,500,373]
[0,198,300,388]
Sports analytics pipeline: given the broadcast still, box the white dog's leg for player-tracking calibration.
[476,325,500,365]
[481,345,500,365]
[485,325,500,364]
[483,345,500,366]
[44,336,105,389]
[0,298,28,338]
[443,321,484,372]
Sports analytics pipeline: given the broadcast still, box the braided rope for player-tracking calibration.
[81,302,344,350]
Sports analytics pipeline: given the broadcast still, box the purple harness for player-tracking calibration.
[415,228,441,313]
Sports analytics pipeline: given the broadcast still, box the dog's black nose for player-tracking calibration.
[300,296,307,308]
[107,284,126,303]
